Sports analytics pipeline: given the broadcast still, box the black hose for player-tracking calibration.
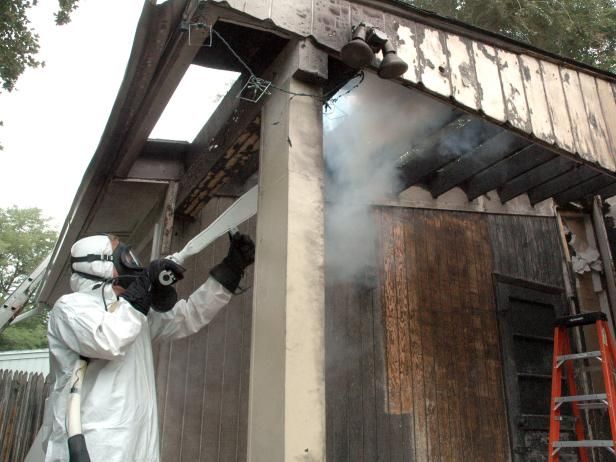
[68,434,91,462]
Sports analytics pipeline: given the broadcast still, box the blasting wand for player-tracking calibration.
[158,185,258,286]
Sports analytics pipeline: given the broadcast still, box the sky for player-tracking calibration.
[0,0,237,229]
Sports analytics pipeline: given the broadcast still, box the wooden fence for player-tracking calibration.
[0,370,50,462]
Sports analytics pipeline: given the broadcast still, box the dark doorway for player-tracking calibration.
[495,278,575,461]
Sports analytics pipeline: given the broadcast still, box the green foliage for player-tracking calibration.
[0,311,48,351]
[0,0,81,92]
[0,207,57,352]
[401,0,616,73]
[0,0,42,92]
[55,0,80,25]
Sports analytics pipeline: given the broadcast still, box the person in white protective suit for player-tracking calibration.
[26,232,255,462]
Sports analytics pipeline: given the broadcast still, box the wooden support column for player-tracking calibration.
[248,40,327,462]
[592,196,616,333]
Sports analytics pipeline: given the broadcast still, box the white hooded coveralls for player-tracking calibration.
[30,236,232,462]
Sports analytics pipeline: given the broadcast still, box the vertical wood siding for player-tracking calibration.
[156,200,566,461]
[0,370,50,462]
[325,207,565,461]
[155,197,255,462]
[213,0,616,172]
[487,214,565,288]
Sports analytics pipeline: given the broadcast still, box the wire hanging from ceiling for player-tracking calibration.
[187,23,365,110]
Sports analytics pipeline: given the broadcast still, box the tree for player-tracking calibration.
[402,0,616,73]
[0,206,57,351]
[0,0,81,93]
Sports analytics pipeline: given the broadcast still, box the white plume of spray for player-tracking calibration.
[324,73,454,284]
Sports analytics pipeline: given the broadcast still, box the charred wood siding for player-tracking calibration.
[487,214,565,288]
[154,197,255,462]
[325,207,565,461]
[155,204,566,461]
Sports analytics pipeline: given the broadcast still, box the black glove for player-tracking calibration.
[121,273,151,316]
[210,233,255,293]
[147,259,185,288]
[146,259,185,313]
[150,285,178,313]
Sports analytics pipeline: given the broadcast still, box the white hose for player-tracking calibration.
[67,358,88,437]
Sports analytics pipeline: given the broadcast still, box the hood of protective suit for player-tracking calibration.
[69,235,116,300]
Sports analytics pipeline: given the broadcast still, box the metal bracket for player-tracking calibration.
[181,21,213,47]
[237,76,271,103]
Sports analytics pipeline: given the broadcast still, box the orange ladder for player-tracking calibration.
[548,311,616,461]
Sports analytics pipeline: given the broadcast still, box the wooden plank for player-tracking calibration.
[347,282,365,462]
[431,213,453,462]
[464,145,555,200]
[416,24,452,97]
[241,0,272,20]
[359,277,378,462]
[177,201,218,461]
[498,156,576,202]
[497,50,531,132]
[598,182,616,200]
[397,115,499,190]
[540,61,575,152]
[478,219,510,460]
[235,217,255,462]
[328,281,349,461]
[519,55,555,143]
[217,299,248,460]
[270,0,312,36]
[418,213,441,461]
[380,208,410,462]
[177,320,207,456]
[217,197,248,461]
[597,80,616,157]
[403,210,428,462]
[371,246,392,461]
[393,208,413,417]
[381,209,402,415]
[449,215,476,462]
[428,131,530,198]
[554,175,616,205]
[579,73,614,171]
[162,339,192,460]
[311,0,350,52]
[446,33,480,110]
[200,203,231,462]
[396,18,420,84]
[473,42,506,122]
[392,209,414,461]
[561,68,595,161]
[527,166,600,205]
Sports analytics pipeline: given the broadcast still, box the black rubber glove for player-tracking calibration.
[146,259,185,313]
[121,273,151,316]
[210,233,255,293]
[147,259,185,288]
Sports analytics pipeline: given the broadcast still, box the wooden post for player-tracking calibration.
[247,40,327,462]
[592,195,616,333]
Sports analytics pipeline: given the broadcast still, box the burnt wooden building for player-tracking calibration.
[35,0,616,461]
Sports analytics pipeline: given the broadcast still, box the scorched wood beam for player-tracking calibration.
[527,166,600,205]
[396,114,500,191]
[599,183,616,201]
[175,75,263,218]
[427,131,530,198]
[498,157,577,203]
[464,145,554,200]
[554,176,616,205]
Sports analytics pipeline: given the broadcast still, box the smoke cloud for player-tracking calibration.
[323,73,454,283]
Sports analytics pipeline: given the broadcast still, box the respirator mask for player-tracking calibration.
[70,240,144,289]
